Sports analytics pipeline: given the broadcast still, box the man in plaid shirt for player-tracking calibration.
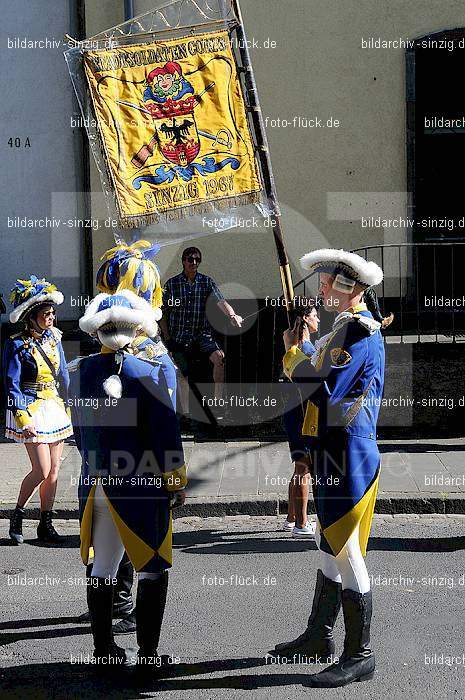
[160,246,242,412]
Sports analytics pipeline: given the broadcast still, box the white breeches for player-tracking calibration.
[90,483,161,580]
[315,523,370,594]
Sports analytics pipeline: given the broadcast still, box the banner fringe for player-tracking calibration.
[119,191,262,229]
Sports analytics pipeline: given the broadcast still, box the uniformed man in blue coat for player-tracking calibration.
[271,249,385,688]
[74,240,178,634]
[69,290,187,672]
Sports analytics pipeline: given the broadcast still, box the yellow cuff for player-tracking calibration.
[302,401,319,437]
[163,464,187,492]
[15,410,32,429]
[283,346,309,380]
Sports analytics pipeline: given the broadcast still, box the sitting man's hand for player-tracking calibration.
[230,313,243,328]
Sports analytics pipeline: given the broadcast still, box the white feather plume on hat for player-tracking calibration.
[79,289,161,339]
[79,290,163,399]
[300,249,383,289]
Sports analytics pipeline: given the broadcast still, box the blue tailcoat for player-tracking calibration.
[283,306,385,556]
[69,352,187,573]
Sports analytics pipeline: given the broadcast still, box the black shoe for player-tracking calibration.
[271,570,341,663]
[9,506,25,545]
[113,609,137,634]
[37,511,64,544]
[136,573,169,675]
[307,589,375,687]
[87,576,136,671]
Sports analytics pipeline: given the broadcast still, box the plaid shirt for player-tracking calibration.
[163,272,224,344]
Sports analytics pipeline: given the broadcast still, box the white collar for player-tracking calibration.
[311,307,380,366]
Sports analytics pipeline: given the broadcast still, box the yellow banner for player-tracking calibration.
[84,31,262,227]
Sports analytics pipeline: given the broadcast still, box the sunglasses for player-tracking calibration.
[186,256,201,264]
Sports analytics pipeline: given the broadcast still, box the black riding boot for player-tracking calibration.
[9,506,25,545]
[136,573,170,673]
[75,565,94,622]
[37,511,64,543]
[113,556,136,633]
[77,558,136,626]
[272,570,342,663]
[114,555,134,616]
[87,576,135,670]
[307,589,375,687]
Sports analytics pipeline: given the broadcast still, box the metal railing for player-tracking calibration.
[350,242,465,343]
[221,242,465,411]
[292,242,465,344]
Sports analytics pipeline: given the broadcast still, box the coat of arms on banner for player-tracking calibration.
[83,31,262,227]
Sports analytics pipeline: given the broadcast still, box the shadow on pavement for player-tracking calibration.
[25,535,80,548]
[368,535,465,552]
[379,442,465,453]
[173,529,465,555]
[2,527,465,556]
[0,535,80,548]
[0,624,91,646]
[0,656,313,698]
[0,616,82,631]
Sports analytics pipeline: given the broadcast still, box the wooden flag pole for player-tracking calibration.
[230,0,295,323]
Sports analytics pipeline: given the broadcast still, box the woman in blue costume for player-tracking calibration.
[69,290,187,672]
[281,304,319,539]
[4,277,73,545]
[272,249,385,688]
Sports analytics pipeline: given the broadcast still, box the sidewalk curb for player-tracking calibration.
[2,492,465,520]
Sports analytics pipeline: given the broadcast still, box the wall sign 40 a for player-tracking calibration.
[8,137,31,148]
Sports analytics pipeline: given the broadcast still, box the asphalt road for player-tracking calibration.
[1,514,465,699]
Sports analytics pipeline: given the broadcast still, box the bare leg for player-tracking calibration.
[178,373,190,415]
[39,441,64,511]
[287,476,296,523]
[209,350,225,401]
[17,443,51,508]
[293,456,311,528]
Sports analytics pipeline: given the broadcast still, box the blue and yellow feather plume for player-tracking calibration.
[96,240,163,309]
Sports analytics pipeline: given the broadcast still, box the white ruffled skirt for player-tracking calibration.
[5,397,73,444]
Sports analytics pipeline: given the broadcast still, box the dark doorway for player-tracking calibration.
[407,28,465,242]
[407,29,465,324]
